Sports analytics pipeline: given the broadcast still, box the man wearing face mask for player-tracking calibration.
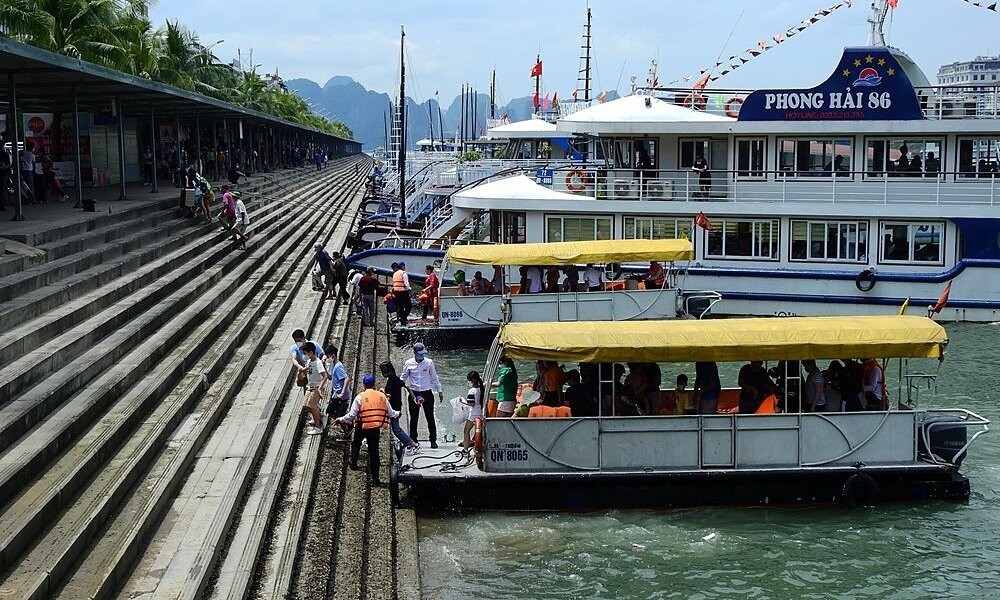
[289,329,324,391]
[400,342,443,448]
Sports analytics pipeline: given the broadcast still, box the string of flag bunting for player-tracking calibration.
[956,0,997,10]
[665,0,853,89]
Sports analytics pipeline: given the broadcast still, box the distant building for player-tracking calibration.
[937,56,1000,88]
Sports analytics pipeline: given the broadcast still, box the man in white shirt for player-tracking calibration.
[525,266,543,293]
[400,342,444,448]
[233,195,250,250]
[301,342,329,435]
[583,263,603,291]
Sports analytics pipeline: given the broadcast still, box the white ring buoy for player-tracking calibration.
[724,97,744,118]
[565,170,589,192]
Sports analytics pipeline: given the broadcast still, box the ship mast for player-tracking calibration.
[868,0,889,46]
[576,6,592,102]
[397,25,406,226]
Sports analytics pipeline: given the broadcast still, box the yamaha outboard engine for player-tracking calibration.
[918,415,968,466]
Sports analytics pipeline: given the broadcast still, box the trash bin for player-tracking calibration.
[82,198,97,212]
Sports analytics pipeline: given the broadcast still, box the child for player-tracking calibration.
[379,361,420,455]
[660,374,690,415]
[302,342,328,435]
[461,371,485,449]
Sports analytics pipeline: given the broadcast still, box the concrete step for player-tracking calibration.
[0,170,349,469]
[0,173,353,599]
[0,189,290,353]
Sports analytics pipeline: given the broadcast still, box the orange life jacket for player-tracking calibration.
[392,270,407,291]
[358,389,389,430]
[528,405,559,418]
[646,263,666,286]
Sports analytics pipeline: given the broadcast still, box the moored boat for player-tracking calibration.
[393,315,989,511]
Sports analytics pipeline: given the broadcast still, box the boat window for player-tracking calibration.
[679,139,712,169]
[492,211,526,244]
[624,216,693,240]
[777,138,852,177]
[546,215,613,242]
[865,138,943,178]
[790,220,868,262]
[705,218,780,260]
[879,221,945,265]
[957,138,1000,178]
[736,138,766,179]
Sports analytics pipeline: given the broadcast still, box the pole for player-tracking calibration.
[8,74,24,221]
[212,119,219,180]
[472,88,478,141]
[72,85,83,208]
[149,102,159,193]
[398,25,407,227]
[117,96,127,200]
[194,114,202,174]
[535,53,541,115]
[437,104,445,154]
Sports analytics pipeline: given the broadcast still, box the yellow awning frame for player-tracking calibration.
[499,315,948,363]
[445,238,694,266]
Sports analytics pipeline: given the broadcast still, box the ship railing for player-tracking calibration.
[540,166,1000,206]
[631,84,1000,120]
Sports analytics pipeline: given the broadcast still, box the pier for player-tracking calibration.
[0,159,418,598]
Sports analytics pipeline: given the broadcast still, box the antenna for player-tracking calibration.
[576,6,593,102]
[868,0,888,46]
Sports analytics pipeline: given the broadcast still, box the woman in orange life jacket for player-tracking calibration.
[336,374,399,484]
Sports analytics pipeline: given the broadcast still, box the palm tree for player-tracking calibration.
[0,0,126,65]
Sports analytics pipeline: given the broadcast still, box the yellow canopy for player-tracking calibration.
[499,315,947,363]
[445,238,693,266]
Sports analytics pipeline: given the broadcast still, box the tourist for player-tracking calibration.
[737,360,772,414]
[545,266,561,293]
[524,265,544,293]
[289,329,324,390]
[694,361,721,414]
[358,267,379,326]
[803,359,826,412]
[643,261,666,290]
[401,342,443,448]
[493,357,519,417]
[491,265,505,295]
[232,192,250,250]
[565,369,597,417]
[862,358,887,410]
[20,141,36,203]
[542,361,565,407]
[461,371,485,450]
[422,265,439,319]
[216,185,237,237]
[470,270,494,295]
[142,147,153,185]
[562,265,580,292]
[347,269,363,314]
[311,244,336,301]
[227,164,247,186]
[331,251,349,300]
[840,358,865,412]
[692,154,711,198]
[583,263,603,292]
[336,374,398,484]
[823,361,844,412]
[323,344,351,420]
[660,374,690,415]
[392,262,413,325]
[301,342,328,436]
[924,152,941,174]
[196,181,213,221]
[379,361,420,454]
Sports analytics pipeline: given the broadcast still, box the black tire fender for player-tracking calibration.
[842,472,879,509]
[855,269,876,292]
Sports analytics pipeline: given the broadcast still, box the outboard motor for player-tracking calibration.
[918,415,968,466]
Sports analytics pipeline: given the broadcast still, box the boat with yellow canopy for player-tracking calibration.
[394,315,989,510]
[393,238,720,347]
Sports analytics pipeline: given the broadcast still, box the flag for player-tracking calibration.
[693,74,709,90]
[541,93,551,110]
[598,90,607,103]
[530,60,543,77]
[888,0,898,8]
[898,296,911,315]
[572,89,578,101]
[696,211,714,231]
[930,280,952,314]
[533,91,540,110]
[552,91,558,104]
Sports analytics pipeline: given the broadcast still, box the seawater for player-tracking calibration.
[396,323,1000,600]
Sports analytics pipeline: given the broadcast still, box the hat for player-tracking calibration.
[314,243,323,249]
[412,342,426,353]
[520,389,542,405]
[362,374,376,387]
[398,261,405,267]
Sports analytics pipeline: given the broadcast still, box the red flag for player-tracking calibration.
[530,60,543,77]
[532,91,540,109]
[887,0,899,8]
[552,91,558,103]
[572,89,578,101]
[693,74,709,90]
[930,280,952,313]
[696,211,714,231]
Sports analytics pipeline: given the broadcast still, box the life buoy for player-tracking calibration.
[683,93,708,111]
[473,416,485,468]
[565,170,590,192]
[724,97,744,118]
[855,269,876,292]
[841,472,879,509]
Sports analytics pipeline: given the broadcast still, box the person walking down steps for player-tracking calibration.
[336,374,399,484]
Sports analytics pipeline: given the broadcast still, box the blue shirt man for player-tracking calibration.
[694,361,721,415]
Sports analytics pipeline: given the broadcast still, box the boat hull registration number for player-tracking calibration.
[488,441,528,462]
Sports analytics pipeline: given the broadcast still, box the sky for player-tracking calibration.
[150,0,1000,104]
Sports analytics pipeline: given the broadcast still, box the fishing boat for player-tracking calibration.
[388,238,721,347]
[392,315,990,511]
[354,2,1000,322]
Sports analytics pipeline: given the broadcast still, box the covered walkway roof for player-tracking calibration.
[0,37,357,145]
